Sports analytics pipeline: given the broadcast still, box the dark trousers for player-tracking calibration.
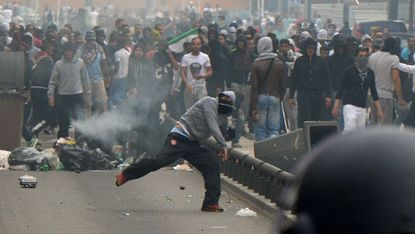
[22,100,33,142]
[123,132,221,207]
[57,94,84,138]
[297,91,323,128]
[29,88,50,136]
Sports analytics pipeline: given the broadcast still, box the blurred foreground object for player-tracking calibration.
[278,128,415,234]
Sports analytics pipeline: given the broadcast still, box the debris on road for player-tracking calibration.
[18,174,37,188]
[165,196,173,202]
[211,226,227,229]
[172,163,193,171]
[235,208,257,217]
[8,147,48,171]
[40,148,60,170]
[0,150,10,170]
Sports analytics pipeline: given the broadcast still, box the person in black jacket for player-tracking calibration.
[28,44,55,138]
[332,47,383,132]
[324,36,354,123]
[288,38,331,128]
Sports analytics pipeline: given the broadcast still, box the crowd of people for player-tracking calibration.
[0,2,414,148]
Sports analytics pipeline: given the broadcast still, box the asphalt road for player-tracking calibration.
[0,169,273,234]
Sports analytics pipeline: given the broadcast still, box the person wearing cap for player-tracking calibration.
[289,38,331,128]
[77,31,108,117]
[361,34,373,54]
[316,29,329,56]
[115,91,235,213]
[48,43,91,139]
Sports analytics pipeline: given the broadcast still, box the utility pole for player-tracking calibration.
[387,0,399,20]
[305,0,312,22]
[343,0,350,25]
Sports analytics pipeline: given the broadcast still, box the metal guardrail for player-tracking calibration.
[162,115,294,204]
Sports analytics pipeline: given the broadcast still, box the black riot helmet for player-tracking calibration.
[277,128,415,234]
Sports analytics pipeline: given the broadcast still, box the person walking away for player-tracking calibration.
[368,37,405,125]
[181,37,212,109]
[48,43,91,139]
[332,47,384,132]
[115,91,236,212]
[289,38,331,128]
[250,37,286,141]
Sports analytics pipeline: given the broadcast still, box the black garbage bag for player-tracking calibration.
[91,148,117,170]
[8,147,48,171]
[58,145,92,171]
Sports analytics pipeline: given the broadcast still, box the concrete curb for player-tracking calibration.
[220,174,278,220]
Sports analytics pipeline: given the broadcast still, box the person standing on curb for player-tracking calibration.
[289,38,331,128]
[250,36,286,141]
[115,91,236,212]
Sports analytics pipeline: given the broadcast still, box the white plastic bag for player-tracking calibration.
[0,150,10,170]
[235,208,257,217]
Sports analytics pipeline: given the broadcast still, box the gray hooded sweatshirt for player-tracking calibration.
[48,56,91,97]
[179,91,236,149]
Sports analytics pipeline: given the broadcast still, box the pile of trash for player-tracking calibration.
[2,137,140,172]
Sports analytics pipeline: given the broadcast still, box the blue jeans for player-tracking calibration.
[253,95,281,141]
[110,78,127,107]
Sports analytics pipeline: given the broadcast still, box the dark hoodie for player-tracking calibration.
[290,38,331,98]
[229,37,254,85]
[327,37,354,92]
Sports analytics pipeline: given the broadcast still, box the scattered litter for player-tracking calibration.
[8,147,48,171]
[172,164,193,171]
[165,196,173,202]
[41,148,60,170]
[112,145,124,163]
[225,200,233,203]
[117,163,130,170]
[235,208,257,217]
[186,195,192,198]
[211,226,227,229]
[0,150,10,170]
[18,174,37,188]
[123,212,130,216]
[56,137,76,146]
[9,164,31,171]
[179,186,185,190]
[57,145,92,172]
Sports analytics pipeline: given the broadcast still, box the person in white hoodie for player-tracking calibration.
[397,62,415,126]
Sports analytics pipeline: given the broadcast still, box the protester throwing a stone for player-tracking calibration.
[115,91,236,212]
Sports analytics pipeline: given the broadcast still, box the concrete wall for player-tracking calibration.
[0,0,250,13]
